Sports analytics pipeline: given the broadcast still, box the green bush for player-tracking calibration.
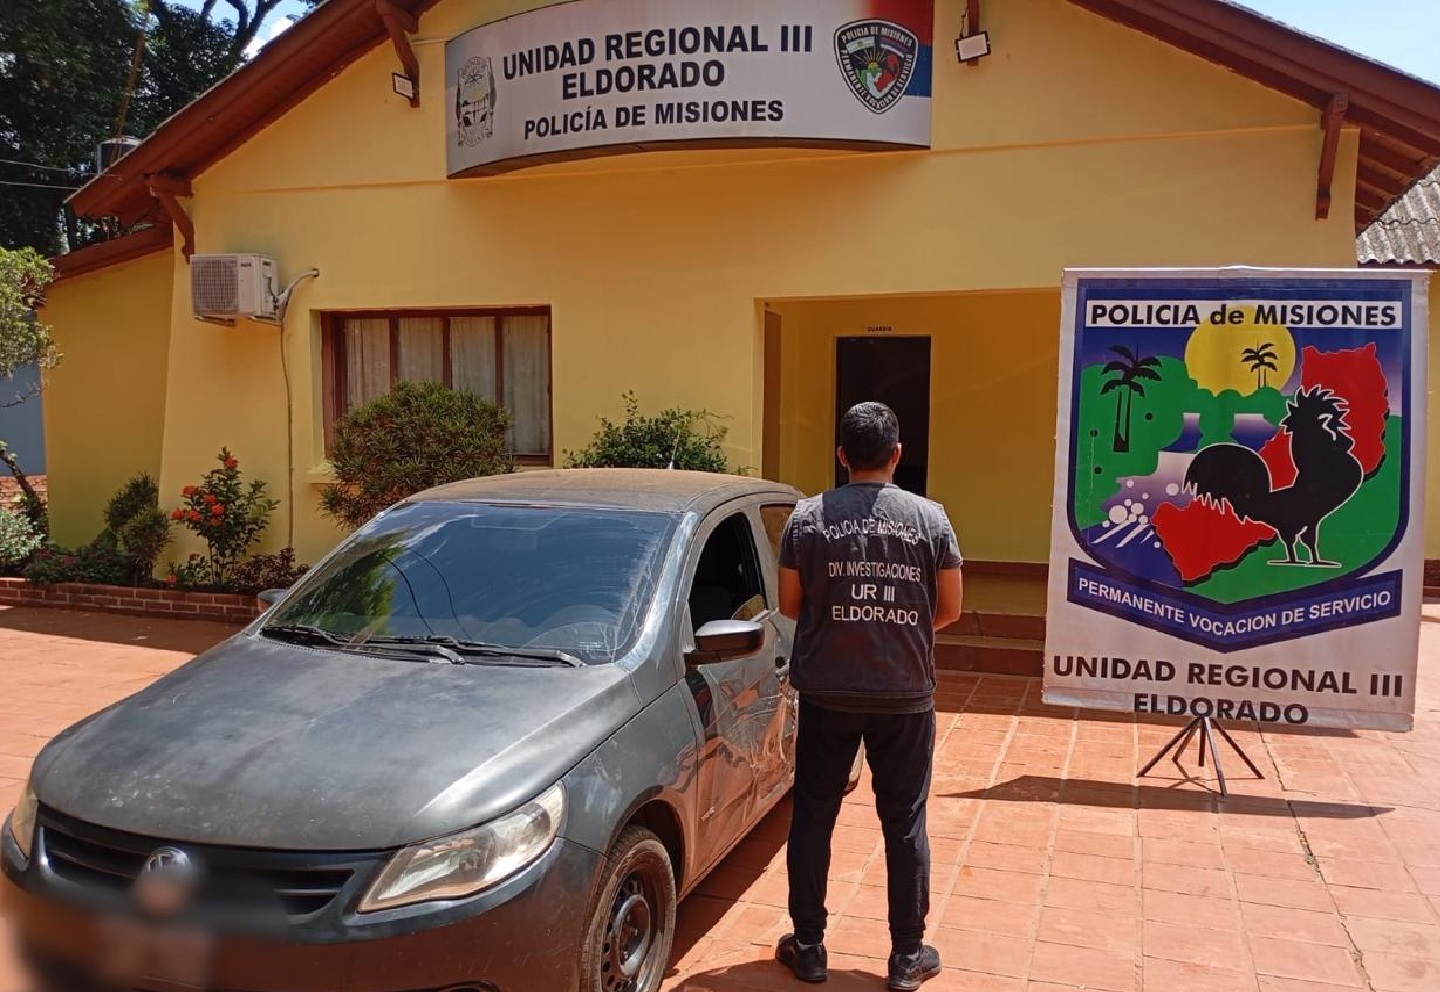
[23,534,131,586]
[104,474,171,583]
[224,548,309,596]
[105,474,159,533]
[0,506,42,571]
[565,392,730,473]
[320,380,514,530]
[118,509,172,583]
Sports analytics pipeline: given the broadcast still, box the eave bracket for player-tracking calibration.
[1316,93,1349,221]
[145,173,195,260]
[377,0,420,107]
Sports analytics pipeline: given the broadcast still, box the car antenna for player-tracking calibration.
[667,426,682,470]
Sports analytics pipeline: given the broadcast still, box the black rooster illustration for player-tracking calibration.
[1184,387,1364,567]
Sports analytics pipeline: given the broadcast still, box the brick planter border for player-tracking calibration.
[0,577,261,624]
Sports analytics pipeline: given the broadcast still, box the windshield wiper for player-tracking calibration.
[261,624,354,647]
[261,625,463,664]
[361,635,584,668]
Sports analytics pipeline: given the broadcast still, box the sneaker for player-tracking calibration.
[776,933,828,983]
[887,944,942,990]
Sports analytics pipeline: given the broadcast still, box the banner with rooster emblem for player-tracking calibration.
[1045,269,1428,731]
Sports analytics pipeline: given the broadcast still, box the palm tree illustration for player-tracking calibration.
[1100,346,1161,453]
[1242,342,1279,389]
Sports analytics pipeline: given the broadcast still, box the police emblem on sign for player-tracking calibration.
[456,55,497,146]
[834,19,920,115]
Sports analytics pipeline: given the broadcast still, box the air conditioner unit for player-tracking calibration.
[190,254,280,322]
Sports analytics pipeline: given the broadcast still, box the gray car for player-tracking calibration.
[2,470,862,992]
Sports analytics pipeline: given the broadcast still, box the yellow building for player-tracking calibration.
[42,0,1440,574]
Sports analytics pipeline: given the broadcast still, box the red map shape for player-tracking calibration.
[1258,343,1389,487]
[1150,344,1389,583]
[1152,501,1277,583]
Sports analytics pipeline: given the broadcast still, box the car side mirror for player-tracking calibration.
[688,619,765,663]
[257,589,285,607]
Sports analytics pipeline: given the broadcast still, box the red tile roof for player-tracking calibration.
[1357,165,1440,266]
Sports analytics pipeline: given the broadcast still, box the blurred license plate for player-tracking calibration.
[94,914,214,990]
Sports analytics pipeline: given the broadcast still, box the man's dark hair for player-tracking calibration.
[840,402,900,471]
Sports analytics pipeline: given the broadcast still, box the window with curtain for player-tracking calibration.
[324,309,552,463]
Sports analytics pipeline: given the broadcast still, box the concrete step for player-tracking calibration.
[942,609,1046,642]
[935,633,1044,679]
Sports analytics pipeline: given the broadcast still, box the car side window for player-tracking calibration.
[688,512,768,632]
[759,504,795,561]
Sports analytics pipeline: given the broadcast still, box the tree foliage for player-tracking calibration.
[321,381,516,531]
[0,247,59,405]
[1,1,315,255]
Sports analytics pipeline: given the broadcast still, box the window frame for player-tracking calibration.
[321,307,554,465]
[758,504,795,561]
[685,510,770,633]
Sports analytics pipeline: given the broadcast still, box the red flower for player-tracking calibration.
[187,510,202,522]
[170,509,184,520]
[182,485,197,498]
[203,493,217,505]
[224,457,239,470]
[164,575,178,586]
[210,504,225,516]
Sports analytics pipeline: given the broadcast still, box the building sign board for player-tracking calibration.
[446,0,934,177]
[1045,268,1428,732]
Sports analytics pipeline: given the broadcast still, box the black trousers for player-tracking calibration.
[787,700,936,953]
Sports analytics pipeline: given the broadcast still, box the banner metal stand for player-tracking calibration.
[1138,717,1263,798]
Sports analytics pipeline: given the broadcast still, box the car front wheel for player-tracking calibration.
[580,826,677,992]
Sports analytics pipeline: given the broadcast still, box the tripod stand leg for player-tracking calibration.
[1139,717,1200,778]
[1171,721,1202,772]
[1202,718,1229,797]
[1212,720,1264,779]
[1196,720,1208,767]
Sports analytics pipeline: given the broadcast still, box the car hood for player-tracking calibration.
[31,635,643,851]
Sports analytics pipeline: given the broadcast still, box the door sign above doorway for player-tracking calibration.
[446,0,935,178]
[1045,268,1429,732]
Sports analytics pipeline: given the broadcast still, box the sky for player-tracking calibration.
[174,0,1440,85]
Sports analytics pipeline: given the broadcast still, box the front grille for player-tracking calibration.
[37,808,380,921]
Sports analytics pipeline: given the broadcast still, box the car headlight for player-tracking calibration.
[8,779,38,861]
[358,784,564,913]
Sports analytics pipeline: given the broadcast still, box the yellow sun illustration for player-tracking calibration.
[1184,306,1297,396]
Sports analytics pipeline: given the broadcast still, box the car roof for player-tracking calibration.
[411,469,802,514]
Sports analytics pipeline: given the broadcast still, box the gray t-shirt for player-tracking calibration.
[780,483,963,713]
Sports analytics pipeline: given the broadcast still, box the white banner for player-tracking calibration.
[1045,268,1429,732]
[445,0,935,177]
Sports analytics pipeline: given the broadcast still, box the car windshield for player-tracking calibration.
[264,501,677,665]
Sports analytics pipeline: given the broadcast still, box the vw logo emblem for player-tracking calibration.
[133,846,199,918]
[142,847,191,876]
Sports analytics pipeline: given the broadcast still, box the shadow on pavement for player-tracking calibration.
[945,775,1390,818]
[0,606,239,655]
[666,960,882,991]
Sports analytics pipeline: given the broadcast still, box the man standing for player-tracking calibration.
[775,402,963,991]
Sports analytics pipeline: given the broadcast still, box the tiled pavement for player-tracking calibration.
[2,606,1440,991]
